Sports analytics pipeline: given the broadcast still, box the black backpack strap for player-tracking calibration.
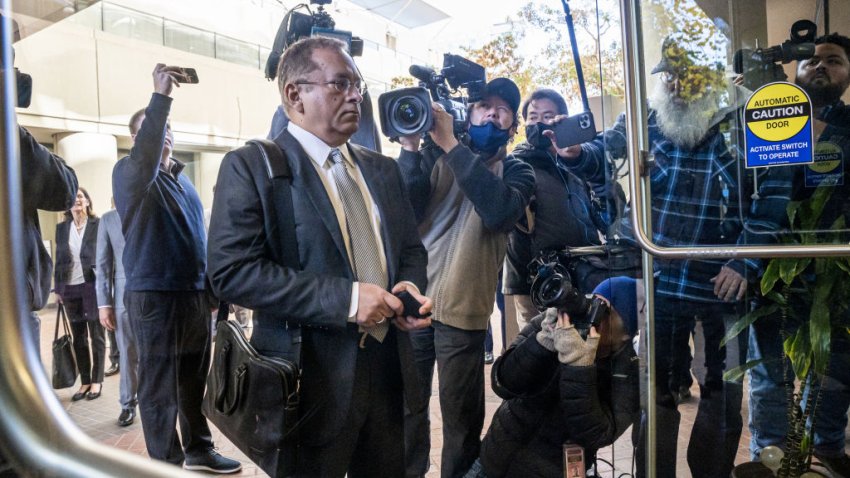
[247,138,300,270]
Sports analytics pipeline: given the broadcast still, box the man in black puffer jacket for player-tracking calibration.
[466,277,640,478]
[504,89,623,330]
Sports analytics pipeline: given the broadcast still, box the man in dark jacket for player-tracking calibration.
[2,124,77,478]
[398,78,535,478]
[20,126,78,351]
[208,37,432,477]
[112,64,240,473]
[504,88,617,329]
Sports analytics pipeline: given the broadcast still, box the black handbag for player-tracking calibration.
[51,304,78,389]
[203,138,305,478]
[203,320,301,478]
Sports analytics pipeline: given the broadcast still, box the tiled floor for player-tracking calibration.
[34,307,845,477]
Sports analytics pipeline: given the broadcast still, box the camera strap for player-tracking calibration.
[560,0,591,113]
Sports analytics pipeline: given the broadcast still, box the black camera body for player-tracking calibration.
[734,19,817,91]
[529,250,609,340]
[378,53,486,139]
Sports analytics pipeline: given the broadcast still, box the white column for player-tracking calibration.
[53,132,118,216]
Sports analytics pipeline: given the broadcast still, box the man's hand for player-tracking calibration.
[356,283,398,329]
[152,64,188,97]
[399,134,422,153]
[390,283,433,331]
[543,114,582,160]
[429,102,459,153]
[99,307,116,331]
[710,266,748,302]
[55,293,63,305]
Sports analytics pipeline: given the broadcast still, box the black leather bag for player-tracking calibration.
[51,304,77,389]
[203,321,300,478]
[203,138,304,478]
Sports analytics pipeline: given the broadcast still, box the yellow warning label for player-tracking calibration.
[745,83,812,141]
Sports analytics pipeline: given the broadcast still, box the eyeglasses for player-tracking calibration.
[294,78,366,95]
[660,71,681,84]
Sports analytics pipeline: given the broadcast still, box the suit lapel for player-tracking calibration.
[275,131,349,267]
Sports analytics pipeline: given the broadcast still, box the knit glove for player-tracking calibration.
[552,325,599,366]
[535,308,559,352]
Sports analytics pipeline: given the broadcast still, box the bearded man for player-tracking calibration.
[560,37,794,478]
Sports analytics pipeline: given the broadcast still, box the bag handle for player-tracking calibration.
[53,304,70,340]
[214,341,246,416]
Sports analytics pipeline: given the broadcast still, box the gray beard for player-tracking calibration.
[649,82,720,149]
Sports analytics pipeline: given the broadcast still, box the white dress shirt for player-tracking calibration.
[287,122,388,319]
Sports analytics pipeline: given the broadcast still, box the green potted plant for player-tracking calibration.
[725,185,850,478]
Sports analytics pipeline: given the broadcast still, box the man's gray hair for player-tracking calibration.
[277,36,350,108]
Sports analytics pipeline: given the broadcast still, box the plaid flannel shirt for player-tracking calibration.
[570,104,794,303]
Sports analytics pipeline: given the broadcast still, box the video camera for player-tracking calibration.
[265,0,364,81]
[529,250,609,340]
[733,19,817,91]
[378,53,486,139]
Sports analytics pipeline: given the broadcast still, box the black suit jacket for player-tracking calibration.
[54,217,100,292]
[207,129,428,446]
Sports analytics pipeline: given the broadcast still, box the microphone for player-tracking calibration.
[409,64,437,83]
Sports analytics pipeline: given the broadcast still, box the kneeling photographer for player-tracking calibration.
[465,276,640,478]
[393,72,535,477]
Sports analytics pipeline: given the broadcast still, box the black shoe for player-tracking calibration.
[104,364,120,377]
[484,352,494,364]
[85,384,102,401]
[815,452,850,477]
[117,408,136,427]
[71,386,91,402]
[184,449,242,474]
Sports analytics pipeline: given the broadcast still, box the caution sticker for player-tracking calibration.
[744,82,814,168]
[804,141,844,187]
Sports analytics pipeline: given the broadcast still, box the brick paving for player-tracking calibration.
[34,305,843,477]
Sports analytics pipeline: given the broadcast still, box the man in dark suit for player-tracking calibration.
[207,36,432,477]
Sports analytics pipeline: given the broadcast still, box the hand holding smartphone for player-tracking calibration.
[177,67,199,84]
[396,291,431,318]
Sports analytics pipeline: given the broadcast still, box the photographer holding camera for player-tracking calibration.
[464,276,639,478]
[397,77,535,478]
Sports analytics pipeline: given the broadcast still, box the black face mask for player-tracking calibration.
[525,122,554,150]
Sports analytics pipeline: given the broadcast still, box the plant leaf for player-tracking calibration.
[761,260,782,293]
[721,303,779,347]
[785,328,812,380]
[723,358,765,381]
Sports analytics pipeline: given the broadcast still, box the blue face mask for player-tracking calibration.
[468,122,511,155]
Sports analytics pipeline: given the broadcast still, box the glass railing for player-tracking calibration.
[68,1,274,70]
[66,0,423,82]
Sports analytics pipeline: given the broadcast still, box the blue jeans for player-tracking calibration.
[747,315,850,458]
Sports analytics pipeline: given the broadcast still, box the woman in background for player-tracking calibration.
[55,187,104,401]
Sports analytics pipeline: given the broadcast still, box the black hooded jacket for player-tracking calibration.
[479,314,639,478]
[504,143,606,295]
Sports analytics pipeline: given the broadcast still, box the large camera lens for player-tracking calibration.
[390,96,428,135]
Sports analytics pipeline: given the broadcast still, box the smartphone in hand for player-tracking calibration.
[177,67,199,84]
[553,111,596,149]
[396,291,431,318]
